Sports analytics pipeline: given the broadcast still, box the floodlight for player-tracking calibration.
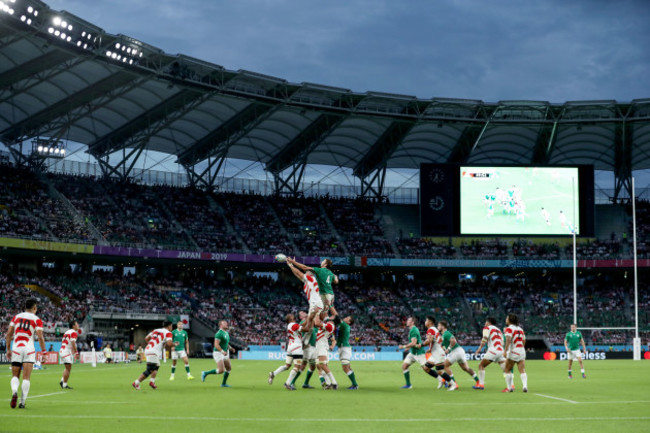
[52,16,61,26]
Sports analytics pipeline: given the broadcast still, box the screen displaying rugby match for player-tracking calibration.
[459,166,580,235]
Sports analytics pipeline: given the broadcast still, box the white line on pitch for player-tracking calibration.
[2,415,649,422]
[4,391,66,402]
[535,393,579,404]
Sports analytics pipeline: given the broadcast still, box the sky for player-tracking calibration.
[35,0,650,193]
[47,0,650,102]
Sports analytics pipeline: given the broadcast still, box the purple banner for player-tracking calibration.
[92,245,320,265]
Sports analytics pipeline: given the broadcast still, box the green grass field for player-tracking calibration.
[1,360,649,433]
[460,167,579,235]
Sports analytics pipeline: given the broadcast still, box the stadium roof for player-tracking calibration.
[1,1,650,197]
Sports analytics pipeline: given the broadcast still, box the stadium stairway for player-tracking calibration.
[264,195,301,256]
[594,204,630,242]
[43,177,107,245]
[318,203,351,256]
[153,191,201,250]
[380,204,420,240]
[207,192,251,254]
[23,284,62,306]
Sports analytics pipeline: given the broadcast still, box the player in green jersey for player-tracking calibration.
[170,321,194,380]
[201,320,233,387]
[399,317,435,389]
[438,320,480,391]
[564,324,587,379]
[331,315,359,390]
[287,257,339,319]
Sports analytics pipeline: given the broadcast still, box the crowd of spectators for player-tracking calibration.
[1,265,645,349]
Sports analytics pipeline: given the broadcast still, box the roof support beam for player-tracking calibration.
[177,102,276,167]
[353,119,416,179]
[613,120,632,203]
[88,88,209,157]
[0,51,77,92]
[266,112,343,174]
[359,165,387,200]
[1,71,138,143]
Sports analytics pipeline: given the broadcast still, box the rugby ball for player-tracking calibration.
[274,253,287,263]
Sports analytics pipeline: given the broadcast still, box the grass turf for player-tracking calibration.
[1,359,649,432]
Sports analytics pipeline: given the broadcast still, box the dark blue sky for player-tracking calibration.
[50,0,650,102]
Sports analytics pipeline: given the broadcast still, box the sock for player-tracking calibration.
[286,369,298,385]
[60,376,64,384]
[426,369,439,378]
[327,372,337,385]
[150,378,155,384]
[506,373,513,389]
[171,366,176,375]
[580,369,585,374]
[451,375,456,382]
[205,369,217,375]
[403,370,411,386]
[11,377,19,394]
[478,370,485,385]
[21,380,30,403]
[347,370,358,386]
[63,382,67,387]
[273,365,288,376]
[520,373,528,389]
[290,370,302,385]
[304,369,314,385]
[568,369,572,376]
[472,373,479,382]
[323,372,332,385]
[437,376,443,383]
[185,365,191,374]
[222,371,230,385]
[440,372,452,382]
[319,374,325,384]
[134,379,140,385]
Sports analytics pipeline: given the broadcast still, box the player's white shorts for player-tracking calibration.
[145,353,161,366]
[59,349,74,364]
[304,346,316,361]
[11,346,36,364]
[446,347,468,365]
[338,347,352,364]
[568,350,583,361]
[213,350,229,364]
[507,348,526,362]
[404,352,427,367]
[315,341,329,359]
[484,349,505,363]
[286,343,303,363]
[320,293,334,307]
[427,347,446,365]
[171,350,187,360]
[308,295,324,314]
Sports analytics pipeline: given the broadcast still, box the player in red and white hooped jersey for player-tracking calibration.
[473,317,507,390]
[503,313,528,393]
[421,316,453,389]
[59,320,80,390]
[5,298,46,409]
[286,260,324,330]
[132,321,174,391]
[315,320,337,390]
[267,313,310,390]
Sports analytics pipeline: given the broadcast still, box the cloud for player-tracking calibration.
[48,0,650,101]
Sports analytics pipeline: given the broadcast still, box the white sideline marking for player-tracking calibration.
[4,391,66,402]
[2,415,649,422]
[535,393,578,404]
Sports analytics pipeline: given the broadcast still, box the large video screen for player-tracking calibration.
[460,166,580,235]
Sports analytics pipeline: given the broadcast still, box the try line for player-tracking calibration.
[535,393,579,404]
